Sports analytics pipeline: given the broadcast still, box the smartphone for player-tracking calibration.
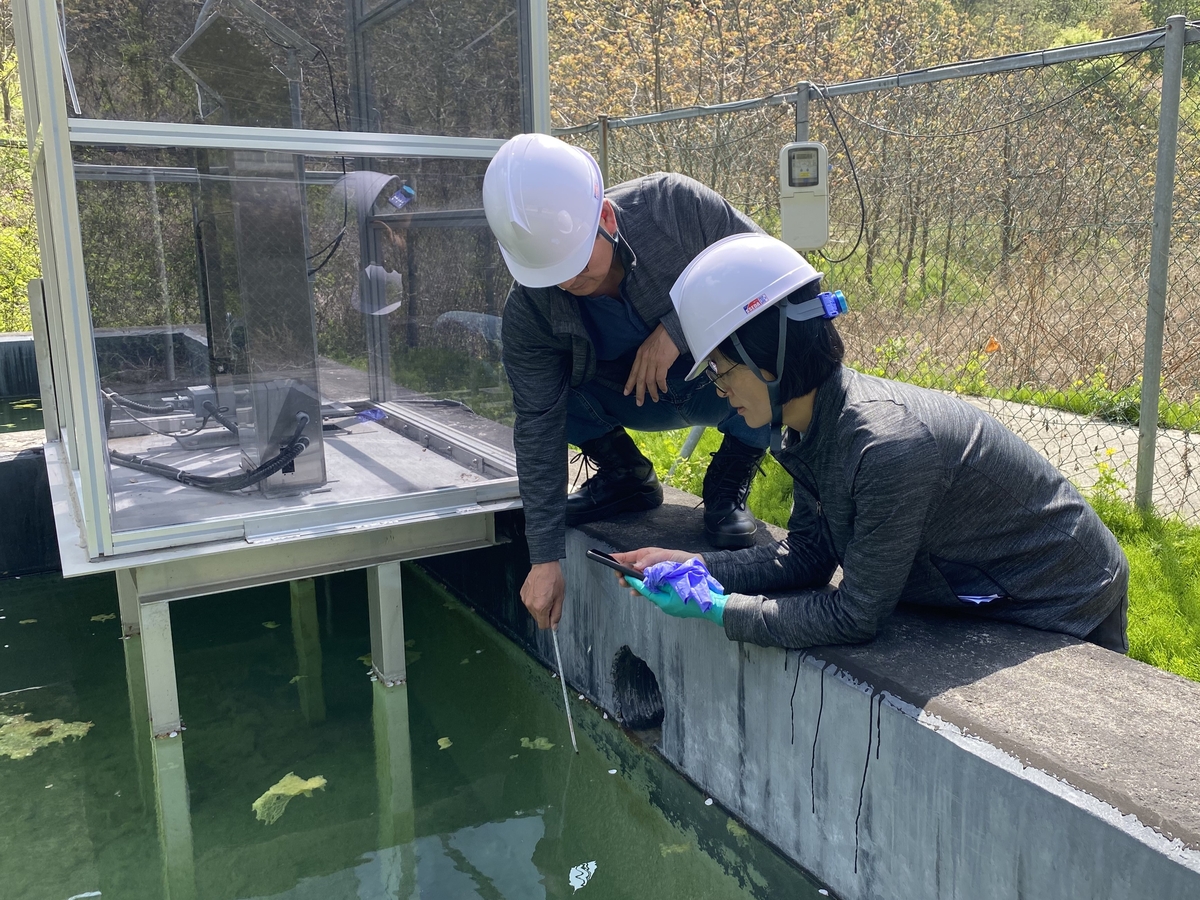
[585,548,643,580]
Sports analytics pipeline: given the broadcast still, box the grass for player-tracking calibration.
[320,346,514,426]
[631,427,1200,683]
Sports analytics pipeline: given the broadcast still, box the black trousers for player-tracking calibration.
[1084,594,1129,654]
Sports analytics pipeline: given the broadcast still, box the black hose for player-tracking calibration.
[110,412,312,493]
[104,390,177,416]
[111,437,310,493]
[202,400,240,436]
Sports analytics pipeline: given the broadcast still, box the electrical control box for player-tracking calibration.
[779,142,829,251]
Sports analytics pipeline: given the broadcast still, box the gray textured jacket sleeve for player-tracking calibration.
[501,290,574,565]
[704,482,838,593]
[712,410,947,647]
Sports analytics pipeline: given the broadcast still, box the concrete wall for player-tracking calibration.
[0,333,38,397]
[0,445,61,577]
[424,491,1200,900]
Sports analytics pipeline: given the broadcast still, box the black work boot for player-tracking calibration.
[566,428,663,526]
[702,436,766,549]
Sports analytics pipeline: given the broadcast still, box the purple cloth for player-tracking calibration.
[356,408,388,423]
[641,559,725,612]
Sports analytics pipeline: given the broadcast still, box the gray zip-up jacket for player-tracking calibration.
[501,173,761,564]
[707,367,1129,648]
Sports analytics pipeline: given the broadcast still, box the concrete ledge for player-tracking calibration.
[424,488,1200,900]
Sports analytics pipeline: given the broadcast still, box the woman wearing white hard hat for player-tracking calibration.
[612,233,1130,653]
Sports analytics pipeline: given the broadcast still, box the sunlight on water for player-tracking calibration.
[0,397,43,433]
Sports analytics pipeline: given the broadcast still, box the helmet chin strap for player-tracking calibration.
[731,303,790,454]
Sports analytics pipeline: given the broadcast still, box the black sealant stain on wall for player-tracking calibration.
[789,652,803,745]
[810,663,828,816]
[854,691,882,873]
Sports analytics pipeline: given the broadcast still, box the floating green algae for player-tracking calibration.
[251,772,327,825]
[520,736,554,751]
[0,713,93,760]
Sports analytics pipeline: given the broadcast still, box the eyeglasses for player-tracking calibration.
[575,228,617,279]
[704,359,741,392]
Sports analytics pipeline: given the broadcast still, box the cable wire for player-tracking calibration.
[103,390,212,440]
[813,85,867,264]
[305,42,350,279]
[110,413,311,492]
[260,32,349,275]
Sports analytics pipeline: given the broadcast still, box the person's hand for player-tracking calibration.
[624,324,680,406]
[630,579,727,625]
[610,547,701,577]
[521,561,565,630]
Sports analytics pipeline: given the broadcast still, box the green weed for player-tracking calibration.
[1089,492,1200,682]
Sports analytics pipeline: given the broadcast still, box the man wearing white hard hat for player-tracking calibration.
[484,133,771,630]
[611,233,1130,653]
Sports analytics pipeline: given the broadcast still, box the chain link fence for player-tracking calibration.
[558,25,1200,522]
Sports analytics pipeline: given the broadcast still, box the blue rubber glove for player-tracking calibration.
[630,577,727,626]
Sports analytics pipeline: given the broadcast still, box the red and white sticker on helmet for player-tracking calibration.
[743,294,769,315]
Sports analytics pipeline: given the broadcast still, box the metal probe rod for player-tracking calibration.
[551,628,579,753]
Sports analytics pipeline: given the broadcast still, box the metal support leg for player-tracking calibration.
[117,568,140,637]
[373,680,418,896]
[323,574,334,637]
[139,600,182,737]
[368,562,407,686]
[373,680,416,844]
[290,578,327,725]
[123,635,156,808]
[152,736,197,900]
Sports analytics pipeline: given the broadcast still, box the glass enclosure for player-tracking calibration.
[14,0,543,556]
[74,147,512,533]
[59,0,533,135]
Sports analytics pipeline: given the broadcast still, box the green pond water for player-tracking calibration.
[0,566,828,900]
[0,397,43,433]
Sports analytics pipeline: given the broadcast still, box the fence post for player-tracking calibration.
[794,83,810,142]
[1135,15,1186,511]
[598,114,610,187]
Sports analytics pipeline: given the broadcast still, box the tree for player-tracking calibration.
[0,5,38,332]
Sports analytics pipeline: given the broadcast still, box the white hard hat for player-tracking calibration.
[483,133,604,288]
[670,233,823,380]
[333,170,401,231]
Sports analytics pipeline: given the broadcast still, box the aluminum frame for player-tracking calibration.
[17,0,536,565]
[17,0,113,556]
[68,118,508,158]
[528,0,552,133]
[45,442,520,577]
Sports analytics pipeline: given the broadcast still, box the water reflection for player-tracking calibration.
[0,568,823,900]
[0,396,43,432]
